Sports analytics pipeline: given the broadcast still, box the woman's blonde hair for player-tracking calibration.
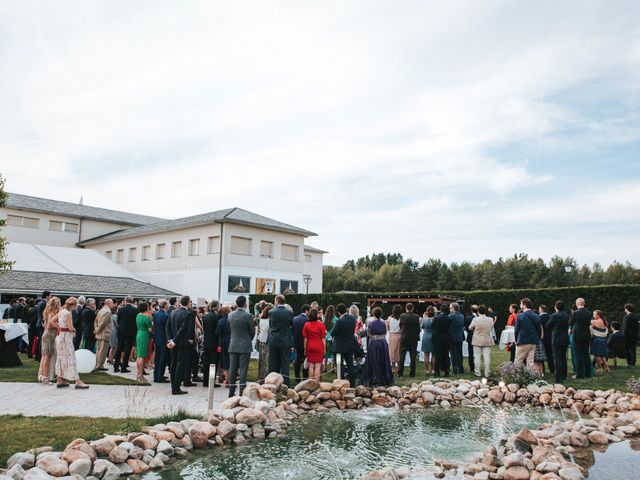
[43,297,61,324]
[349,305,360,318]
[64,297,78,309]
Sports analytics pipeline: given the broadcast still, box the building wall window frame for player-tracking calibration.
[281,243,299,262]
[49,220,78,233]
[207,236,220,254]
[171,241,182,258]
[188,238,200,256]
[156,243,166,259]
[105,250,112,260]
[304,254,312,263]
[230,236,252,256]
[128,247,137,262]
[260,240,273,258]
[7,214,39,229]
[141,245,150,261]
[116,249,124,263]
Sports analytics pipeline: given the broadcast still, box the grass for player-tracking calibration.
[0,409,196,466]
[0,354,143,385]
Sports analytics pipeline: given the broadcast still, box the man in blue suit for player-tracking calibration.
[514,298,542,367]
[332,303,357,387]
[292,304,310,384]
[153,299,170,383]
[268,294,294,386]
[449,302,465,374]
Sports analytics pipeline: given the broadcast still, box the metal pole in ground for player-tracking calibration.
[335,353,342,379]
[208,364,216,411]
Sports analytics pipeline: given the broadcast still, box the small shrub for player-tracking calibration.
[497,362,543,386]
[627,376,640,395]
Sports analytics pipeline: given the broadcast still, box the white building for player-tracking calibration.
[1,193,325,302]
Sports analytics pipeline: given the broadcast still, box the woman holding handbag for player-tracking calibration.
[303,308,326,381]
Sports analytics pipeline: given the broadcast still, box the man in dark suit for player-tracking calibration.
[546,300,570,383]
[332,303,357,387]
[201,300,220,387]
[268,294,294,386]
[539,305,554,374]
[398,303,420,378]
[569,297,592,379]
[113,296,138,373]
[153,299,170,383]
[227,296,255,397]
[432,304,452,376]
[464,305,478,372]
[449,302,465,374]
[80,298,97,352]
[514,298,542,367]
[292,304,310,384]
[166,295,196,395]
[622,303,638,367]
[34,291,50,362]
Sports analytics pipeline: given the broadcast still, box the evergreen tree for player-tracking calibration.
[0,174,12,271]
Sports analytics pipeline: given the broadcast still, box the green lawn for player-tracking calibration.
[0,354,142,385]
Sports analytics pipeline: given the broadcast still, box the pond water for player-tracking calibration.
[148,406,565,480]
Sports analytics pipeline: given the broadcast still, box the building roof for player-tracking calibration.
[6,192,165,226]
[78,207,317,245]
[304,245,328,254]
[0,270,178,298]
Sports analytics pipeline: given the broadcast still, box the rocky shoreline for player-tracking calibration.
[2,373,639,480]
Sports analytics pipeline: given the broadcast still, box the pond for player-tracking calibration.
[147,406,567,480]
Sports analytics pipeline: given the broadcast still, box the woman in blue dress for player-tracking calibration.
[360,307,393,386]
[421,306,435,375]
[215,305,231,386]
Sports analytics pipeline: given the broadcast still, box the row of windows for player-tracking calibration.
[105,236,313,263]
[7,215,78,233]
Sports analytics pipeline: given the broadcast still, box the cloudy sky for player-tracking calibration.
[1,1,639,266]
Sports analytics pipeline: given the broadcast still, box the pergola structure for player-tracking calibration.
[367,293,465,312]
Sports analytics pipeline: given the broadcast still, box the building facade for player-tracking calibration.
[1,193,325,303]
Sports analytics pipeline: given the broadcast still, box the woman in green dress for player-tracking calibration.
[135,301,153,383]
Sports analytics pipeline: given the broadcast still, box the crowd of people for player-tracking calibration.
[3,292,638,393]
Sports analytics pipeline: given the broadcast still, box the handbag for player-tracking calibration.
[303,357,309,369]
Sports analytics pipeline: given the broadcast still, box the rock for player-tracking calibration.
[61,449,90,464]
[235,408,267,426]
[148,430,175,442]
[132,434,158,450]
[128,446,144,460]
[171,434,193,450]
[22,468,51,480]
[89,438,116,458]
[239,397,255,408]
[488,390,504,403]
[117,442,134,452]
[173,447,189,459]
[7,454,35,471]
[221,409,236,422]
[68,459,91,477]
[35,456,68,477]
[504,466,530,480]
[503,453,525,468]
[294,379,319,392]
[115,463,133,476]
[258,389,275,401]
[516,427,539,446]
[540,474,561,480]
[126,459,149,474]
[558,467,585,480]
[148,456,164,470]
[216,420,237,439]
[587,431,609,445]
[332,379,351,390]
[107,446,128,464]
[221,397,242,409]
[92,459,121,480]
[156,440,174,456]
[569,430,589,448]
[5,464,26,480]
[264,372,284,388]
[189,421,217,448]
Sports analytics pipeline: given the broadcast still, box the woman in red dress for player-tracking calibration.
[303,308,327,381]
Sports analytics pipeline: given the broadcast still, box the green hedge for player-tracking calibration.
[250,284,640,335]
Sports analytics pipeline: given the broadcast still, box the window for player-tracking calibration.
[141,245,150,261]
[230,236,252,256]
[156,243,166,259]
[207,236,220,254]
[116,249,124,263]
[171,241,182,258]
[49,220,78,233]
[7,214,39,229]
[281,244,299,261]
[189,238,200,256]
[128,247,137,262]
[305,254,312,263]
[260,240,273,258]
[105,251,112,260]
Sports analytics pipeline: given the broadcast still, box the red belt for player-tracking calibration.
[59,328,71,332]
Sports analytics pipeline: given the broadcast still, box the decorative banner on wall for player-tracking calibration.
[228,275,251,293]
[256,278,276,295]
[280,280,298,294]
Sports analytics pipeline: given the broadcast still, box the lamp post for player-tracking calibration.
[564,265,573,307]
[303,275,312,295]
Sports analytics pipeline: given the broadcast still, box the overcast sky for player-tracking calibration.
[2,1,640,266]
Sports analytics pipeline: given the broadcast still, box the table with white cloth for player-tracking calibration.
[499,327,516,350]
[0,322,28,367]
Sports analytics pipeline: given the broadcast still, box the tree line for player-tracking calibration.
[322,252,640,293]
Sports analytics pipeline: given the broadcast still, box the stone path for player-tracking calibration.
[0,369,227,418]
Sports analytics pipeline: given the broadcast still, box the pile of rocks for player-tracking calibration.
[2,373,639,480]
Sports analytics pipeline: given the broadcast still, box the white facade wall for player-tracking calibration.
[303,250,324,294]
[0,207,134,247]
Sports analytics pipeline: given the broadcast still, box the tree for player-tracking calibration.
[0,174,12,271]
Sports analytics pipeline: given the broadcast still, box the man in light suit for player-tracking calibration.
[268,294,294,386]
[94,299,114,371]
[227,296,255,397]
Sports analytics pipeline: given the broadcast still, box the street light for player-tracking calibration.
[564,265,573,307]
[303,275,312,295]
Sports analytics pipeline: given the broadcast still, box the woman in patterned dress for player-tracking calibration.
[38,297,61,383]
[55,297,89,389]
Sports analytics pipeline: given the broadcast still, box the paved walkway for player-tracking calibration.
[0,369,227,418]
